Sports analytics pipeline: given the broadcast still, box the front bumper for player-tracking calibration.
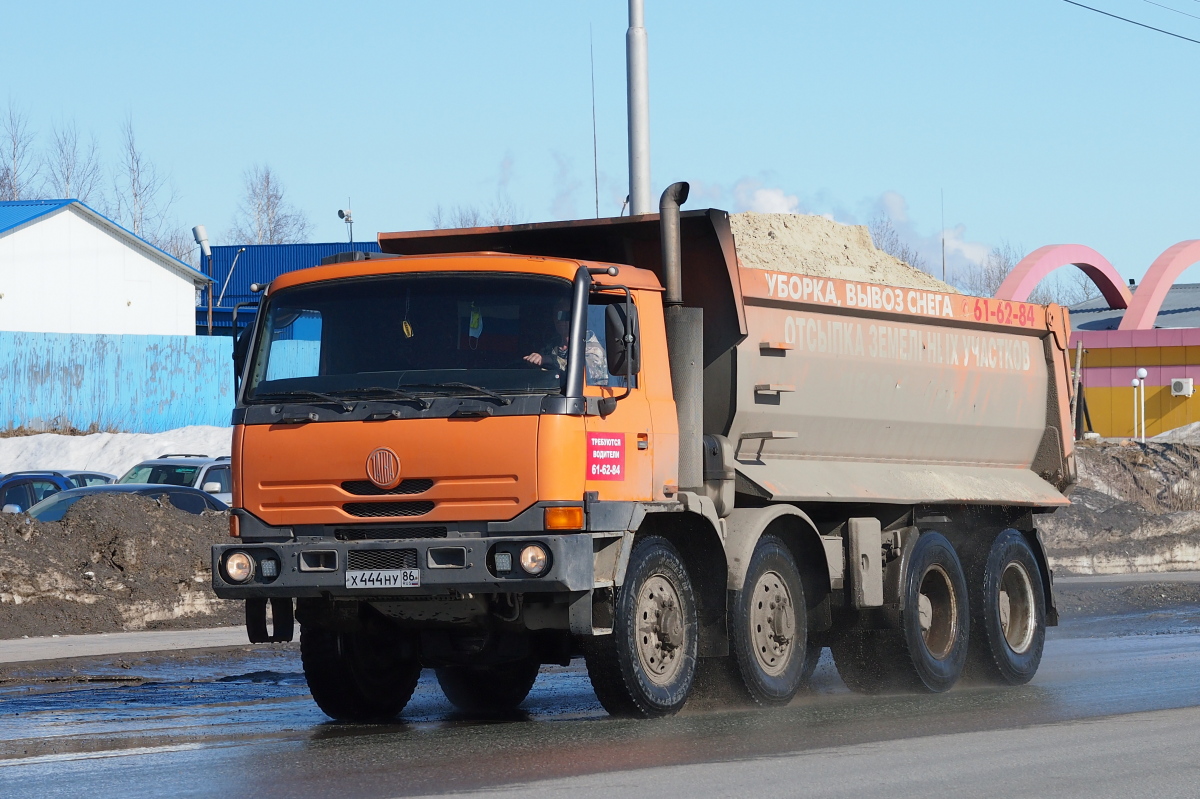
[212,534,597,599]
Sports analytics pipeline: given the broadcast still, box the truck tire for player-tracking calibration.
[583,535,698,718]
[730,535,809,705]
[961,529,1046,685]
[831,532,969,693]
[435,660,540,714]
[300,625,421,722]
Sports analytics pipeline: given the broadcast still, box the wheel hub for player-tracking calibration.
[635,575,687,685]
[750,570,795,677]
[999,561,1036,654]
[917,564,958,661]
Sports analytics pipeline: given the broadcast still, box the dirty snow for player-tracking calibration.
[0,426,231,478]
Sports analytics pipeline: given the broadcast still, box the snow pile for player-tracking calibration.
[730,212,958,293]
[1152,422,1200,445]
[0,426,231,478]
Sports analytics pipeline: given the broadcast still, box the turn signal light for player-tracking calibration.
[544,506,584,530]
[229,515,240,538]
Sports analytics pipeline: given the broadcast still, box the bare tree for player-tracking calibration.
[111,117,176,240]
[430,196,520,229]
[229,165,311,244]
[0,101,41,201]
[957,241,1100,306]
[44,120,103,203]
[868,214,927,272]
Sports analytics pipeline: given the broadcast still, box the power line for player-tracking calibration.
[1061,0,1200,44]
[1141,0,1200,22]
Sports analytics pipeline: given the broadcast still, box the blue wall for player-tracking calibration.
[0,332,233,433]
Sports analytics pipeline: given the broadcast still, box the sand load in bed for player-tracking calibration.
[729,212,957,293]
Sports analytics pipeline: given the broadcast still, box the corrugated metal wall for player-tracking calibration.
[0,332,233,433]
[207,242,381,308]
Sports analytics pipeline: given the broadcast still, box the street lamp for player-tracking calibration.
[217,247,247,308]
[192,225,213,335]
[1136,367,1148,442]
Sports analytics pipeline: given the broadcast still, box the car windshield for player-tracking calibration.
[119,465,200,487]
[28,493,80,523]
[243,273,576,401]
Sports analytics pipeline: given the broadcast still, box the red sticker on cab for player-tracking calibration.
[587,432,625,481]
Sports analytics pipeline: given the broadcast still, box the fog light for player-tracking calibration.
[544,506,583,530]
[224,551,255,583]
[520,544,548,576]
[260,558,279,578]
[494,551,513,573]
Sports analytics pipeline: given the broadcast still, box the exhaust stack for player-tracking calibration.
[660,182,703,493]
[627,0,652,216]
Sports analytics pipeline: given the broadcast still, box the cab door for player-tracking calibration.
[583,293,654,501]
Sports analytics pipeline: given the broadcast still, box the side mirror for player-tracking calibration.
[233,324,253,380]
[2,504,22,514]
[605,302,640,376]
[201,482,223,494]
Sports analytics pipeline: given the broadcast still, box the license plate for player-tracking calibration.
[345,569,420,589]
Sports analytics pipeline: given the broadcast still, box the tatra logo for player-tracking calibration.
[366,447,401,489]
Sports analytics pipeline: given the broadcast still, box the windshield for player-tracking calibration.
[120,465,200,487]
[244,273,577,401]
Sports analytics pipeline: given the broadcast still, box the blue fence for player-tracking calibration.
[0,332,233,433]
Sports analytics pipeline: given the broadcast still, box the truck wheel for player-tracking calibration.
[962,530,1046,685]
[730,535,808,705]
[583,535,698,718]
[435,660,540,714]
[300,625,421,722]
[831,532,969,693]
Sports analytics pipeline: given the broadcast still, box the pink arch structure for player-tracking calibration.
[1118,239,1200,330]
[994,244,1132,310]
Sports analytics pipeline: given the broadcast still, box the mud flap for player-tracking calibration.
[246,598,295,643]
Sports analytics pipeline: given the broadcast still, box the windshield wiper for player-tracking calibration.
[252,390,355,411]
[337,387,431,410]
[398,382,513,406]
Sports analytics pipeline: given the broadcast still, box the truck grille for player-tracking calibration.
[335,526,447,541]
[344,501,434,518]
[347,549,418,571]
[341,479,434,496]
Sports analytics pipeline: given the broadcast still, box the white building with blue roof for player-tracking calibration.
[0,200,210,335]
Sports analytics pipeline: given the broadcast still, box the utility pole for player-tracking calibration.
[627,0,652,216]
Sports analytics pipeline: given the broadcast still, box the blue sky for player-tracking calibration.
[4,1,1200,283]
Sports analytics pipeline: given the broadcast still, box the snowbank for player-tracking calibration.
[0,426,231,478]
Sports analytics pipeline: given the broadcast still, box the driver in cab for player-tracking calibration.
[523,297,608,385]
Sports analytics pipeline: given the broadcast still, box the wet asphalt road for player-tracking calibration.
[2,594,1200,798]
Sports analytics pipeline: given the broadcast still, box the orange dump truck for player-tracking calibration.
[213,184,1075,719]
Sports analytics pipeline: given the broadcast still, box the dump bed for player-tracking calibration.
[379,209,1075,509]
[729,269,1074,506]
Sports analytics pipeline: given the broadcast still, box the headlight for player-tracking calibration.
[519,544,548,576]
[224,551,255,583]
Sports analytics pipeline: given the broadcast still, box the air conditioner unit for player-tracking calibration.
[1171,378,1194,397]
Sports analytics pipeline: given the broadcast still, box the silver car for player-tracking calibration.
[118,454,233,505]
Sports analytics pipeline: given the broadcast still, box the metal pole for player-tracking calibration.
[207,253,214,335]
[1132,378,1139,440]
[1141,379,1147,442]
[1070,341,1084,437]
[626,0,652,215]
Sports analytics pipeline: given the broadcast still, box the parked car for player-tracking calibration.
[117,454,232,505]
[0,471,77,514]
[57,470,117,488]
[25,484,228,522]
